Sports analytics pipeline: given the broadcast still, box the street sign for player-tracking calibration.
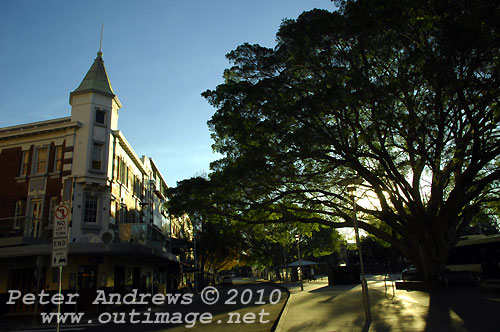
[54,205,69,223]
[53,218,69,238]
[52,238,68,266]
[52,204,70,267]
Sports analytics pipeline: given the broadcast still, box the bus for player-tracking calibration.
[445,234,500,284]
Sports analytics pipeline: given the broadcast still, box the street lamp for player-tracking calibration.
[295,234,304,291]
[339,177,372,323]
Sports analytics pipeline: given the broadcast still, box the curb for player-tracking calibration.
[272,290,291,332]
[264,282,291,332]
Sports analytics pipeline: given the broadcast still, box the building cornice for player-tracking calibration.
[112,130,147,174]
[0,117,82,141]
[150,158,169,189]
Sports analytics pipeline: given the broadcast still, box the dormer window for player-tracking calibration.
[95,109,106,125]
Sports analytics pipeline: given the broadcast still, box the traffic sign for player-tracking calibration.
[52,204,70,267]
[53,219,69,238]
[52,238,68,267]
[55,205,69,222]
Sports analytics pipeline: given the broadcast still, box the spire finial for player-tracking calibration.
[98,23,104,57]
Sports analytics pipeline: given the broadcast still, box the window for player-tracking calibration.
[78,265,97,290]
[126,168,130,188]
[14,200,26,229]
[83,195,98,223]
[20,151,29,176]
[133,175,137,196]
[95,109,106,125]
[115,202,120,224]
[134,176,142,197]
[115,156,119,180]
[34,147,48,174]
[91,143,103,170]
[119,159,127,184]
[127,210,134,223]
[53,146,63,172]
[48,197,59,224]
[120,205,127,224]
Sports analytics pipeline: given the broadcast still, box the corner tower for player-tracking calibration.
[70,51,122,130]
[68,51,121,241]
[69,51,121,178]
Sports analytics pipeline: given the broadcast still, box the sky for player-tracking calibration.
[0,0,334,187]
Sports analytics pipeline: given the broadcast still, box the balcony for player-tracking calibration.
[118,223,169,253]
[0,217,51,247]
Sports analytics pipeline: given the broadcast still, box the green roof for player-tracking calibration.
[70,51,115,99]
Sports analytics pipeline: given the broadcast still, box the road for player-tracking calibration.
[4,279,288,332]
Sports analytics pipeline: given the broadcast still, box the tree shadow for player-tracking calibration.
[424,287,500,332]
[310,284,357,293]
[370,285,500,332]
[368,288,430,331]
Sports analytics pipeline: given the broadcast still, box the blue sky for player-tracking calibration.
[0,0,334,186]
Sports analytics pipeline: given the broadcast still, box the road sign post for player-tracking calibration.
[52,204,69,267]
[52,204,70,332]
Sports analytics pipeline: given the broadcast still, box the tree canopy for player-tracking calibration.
[195,0,500,279]
[168,176,344,274]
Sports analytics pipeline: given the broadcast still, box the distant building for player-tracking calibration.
[0,51,192,312]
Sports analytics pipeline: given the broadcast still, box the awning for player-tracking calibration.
[287,260,319,267]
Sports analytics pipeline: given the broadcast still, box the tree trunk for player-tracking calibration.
[397,226,454,282]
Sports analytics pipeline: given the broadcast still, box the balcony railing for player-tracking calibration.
[118,223,168,253]
[0,217,51,246]
[0,216,173,256]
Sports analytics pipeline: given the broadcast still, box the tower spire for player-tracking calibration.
[98,23,104,57]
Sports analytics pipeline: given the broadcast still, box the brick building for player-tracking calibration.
[0,51,192,312]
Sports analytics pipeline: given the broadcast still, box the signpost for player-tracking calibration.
[51,203,70,332]
[33,256,43,322]
[52,204,69,267]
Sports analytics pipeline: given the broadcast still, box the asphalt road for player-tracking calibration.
[4,279,288,332]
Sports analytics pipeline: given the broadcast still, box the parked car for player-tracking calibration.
[221,276,233,286]
[402,265,419,281]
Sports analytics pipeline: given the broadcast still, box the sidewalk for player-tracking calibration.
[275,275,500,332]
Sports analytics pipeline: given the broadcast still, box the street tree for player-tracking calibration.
[202,0,500,280]
[244,222,342,271]
[167,177,249,282]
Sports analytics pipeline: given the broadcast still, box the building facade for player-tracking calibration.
[0,51,192,312]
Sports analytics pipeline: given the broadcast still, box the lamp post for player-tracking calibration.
[339,177,372,323]
[295,234,304,291]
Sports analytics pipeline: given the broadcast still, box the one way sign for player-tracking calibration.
[52,204,70,267]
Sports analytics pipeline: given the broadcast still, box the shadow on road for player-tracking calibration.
[309,284,357,293]
[424,288,500,332]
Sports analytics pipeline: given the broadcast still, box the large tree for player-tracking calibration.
[167,177,249,280]
[167,177,342,274]
[201,0,500,280]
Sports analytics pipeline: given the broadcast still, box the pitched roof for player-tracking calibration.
[70,51,116,99]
